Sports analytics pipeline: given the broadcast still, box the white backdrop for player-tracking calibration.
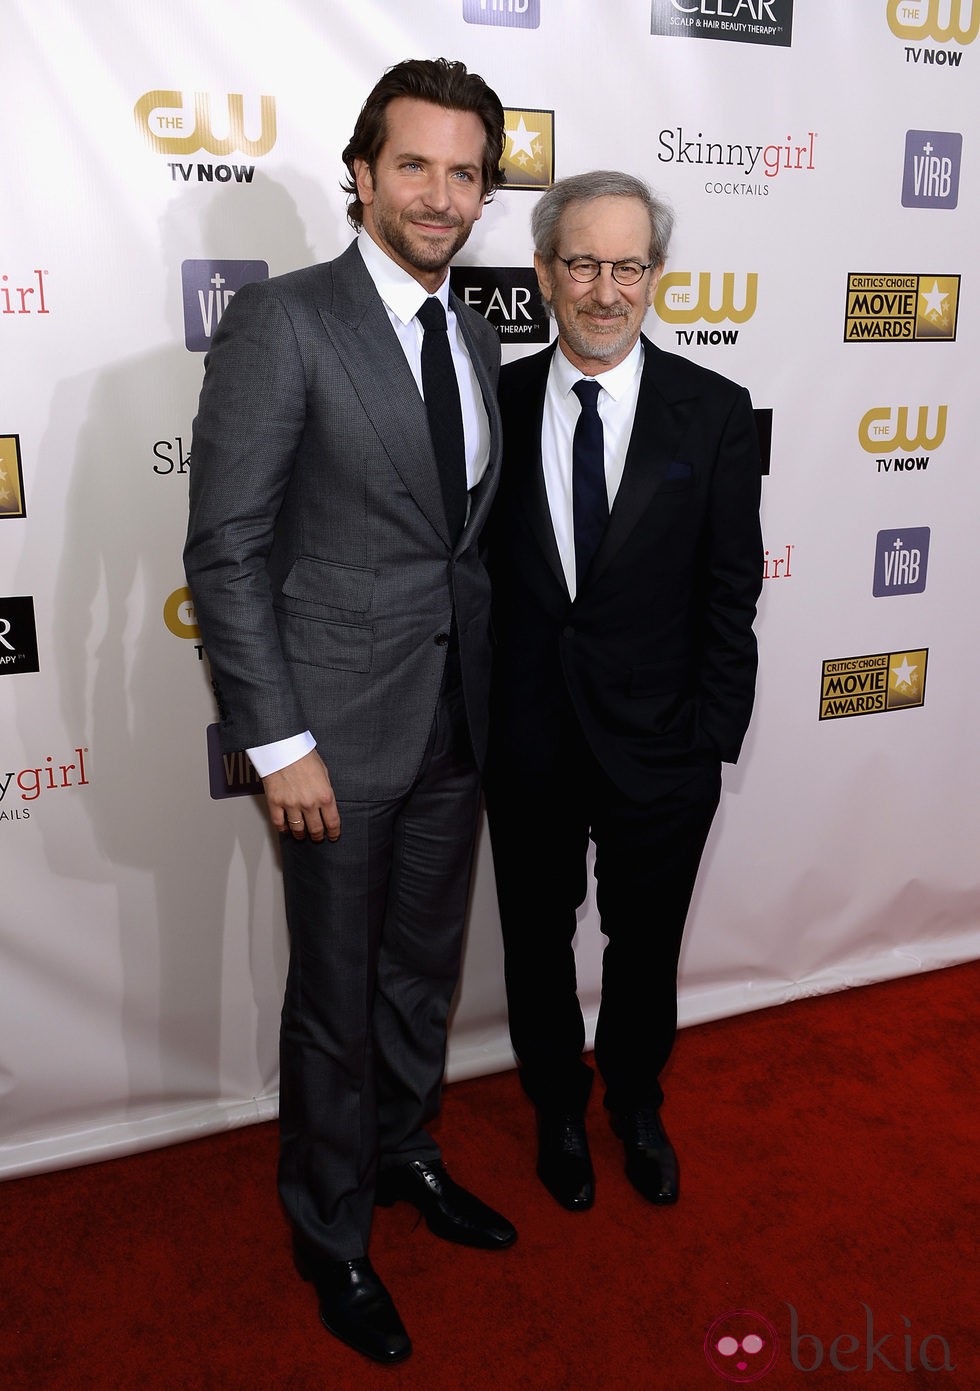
[2,0,977,1177]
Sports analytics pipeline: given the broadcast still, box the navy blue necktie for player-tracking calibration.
[417,296,467,541]
[571,378,608,586]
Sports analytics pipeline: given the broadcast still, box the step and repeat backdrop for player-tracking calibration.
[3,1,977,1175]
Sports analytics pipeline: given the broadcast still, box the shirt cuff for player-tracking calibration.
[246,731,316,778]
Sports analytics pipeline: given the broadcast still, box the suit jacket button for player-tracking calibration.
[562,625,576,639]
[434,632,450,646]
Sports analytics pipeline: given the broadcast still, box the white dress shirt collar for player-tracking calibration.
[357,230,451,324]
[553,336,644,402]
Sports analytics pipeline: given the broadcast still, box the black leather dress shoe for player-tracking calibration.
[376,1160,517,1249]
[612,1108,680,1204]
[536,1111,594,1211]
[307,1256,411,1365]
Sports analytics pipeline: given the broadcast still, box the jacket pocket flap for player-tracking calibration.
[281,556,376,613]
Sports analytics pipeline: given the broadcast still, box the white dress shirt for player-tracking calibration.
[542,339,644,599]
[248,234,490,778]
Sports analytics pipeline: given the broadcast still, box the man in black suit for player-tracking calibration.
[485,171,762,1213]
[184,60,515,1365]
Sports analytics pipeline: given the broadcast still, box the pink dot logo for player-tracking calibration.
[704,1310,779,1382]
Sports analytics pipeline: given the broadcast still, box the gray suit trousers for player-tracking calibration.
[276,666,479,1263]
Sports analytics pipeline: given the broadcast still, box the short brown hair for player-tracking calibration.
[342,58,505,228]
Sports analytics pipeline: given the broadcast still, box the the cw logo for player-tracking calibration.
[164,587,200,639]
[134,91,277,156]
[858,405,948,453]
[654,272,758,324]
[887,0,979,43]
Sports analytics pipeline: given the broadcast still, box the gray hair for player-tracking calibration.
[531,170,674,268]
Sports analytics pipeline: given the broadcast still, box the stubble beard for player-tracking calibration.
[559,303,637,366]
[374,203,472,275]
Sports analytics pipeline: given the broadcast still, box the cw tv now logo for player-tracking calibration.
[889,0,973,49]
[858,404,947,474]
[134,90,277,182]
[654,271,758,346]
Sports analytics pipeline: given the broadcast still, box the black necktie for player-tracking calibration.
[571,378,608,586]
[417,296,467,541]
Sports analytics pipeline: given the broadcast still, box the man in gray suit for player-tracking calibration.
[184,59,513,1365]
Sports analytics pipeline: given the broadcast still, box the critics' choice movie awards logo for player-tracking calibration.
[705,1303,954,1379]
[450,267,549,342]
[888,0,978,62]
[858,403,947,474]
[134,90,276,182]
[501,109,554,190]
[658,128,816,196]
[654,271,758,346]
[0,597,40,675]
[820,649,928,720]
[844,274,959,342]
[0,746,91,822]
[873,527,930,597]
[0,435,27,519]
[181,260,269,352]
[651,0,793,47]
[463,0,539,26]
[206,725,262,800]
[902,130,962,208]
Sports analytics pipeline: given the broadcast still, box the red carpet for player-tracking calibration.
[3,962,977,1389]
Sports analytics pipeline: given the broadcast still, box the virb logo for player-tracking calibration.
[902,130,961,208]
[181,260,268,352]
[873,527,930,597]
[463,0,540,27]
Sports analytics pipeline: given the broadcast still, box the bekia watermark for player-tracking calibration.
[705,1304,955,1379]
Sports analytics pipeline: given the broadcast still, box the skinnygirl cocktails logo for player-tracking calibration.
[0,746,91,822]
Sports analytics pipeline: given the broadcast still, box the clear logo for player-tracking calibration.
[652,0,794,47]
[0,596,40,675]
[450,267,549,342]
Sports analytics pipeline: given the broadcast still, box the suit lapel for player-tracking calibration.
[452,292,501,554]
[314,243,450,544]
[505,345,569,597]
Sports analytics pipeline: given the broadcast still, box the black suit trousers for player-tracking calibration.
[486,710,720,1116]
[277,663,480,1265]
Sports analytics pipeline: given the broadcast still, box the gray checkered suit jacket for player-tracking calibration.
[184,240,502,798]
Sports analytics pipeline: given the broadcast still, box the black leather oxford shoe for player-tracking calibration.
[536,1111,595,1211]
[612,1108,680,1205]
[375,1160,517,1249]
[308,1257,411,1364]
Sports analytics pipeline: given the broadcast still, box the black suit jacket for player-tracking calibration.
[486,335,762,803]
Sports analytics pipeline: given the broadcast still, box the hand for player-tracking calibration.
[261,749,341,842]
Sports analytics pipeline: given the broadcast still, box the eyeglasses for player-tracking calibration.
[555,256,655,286]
